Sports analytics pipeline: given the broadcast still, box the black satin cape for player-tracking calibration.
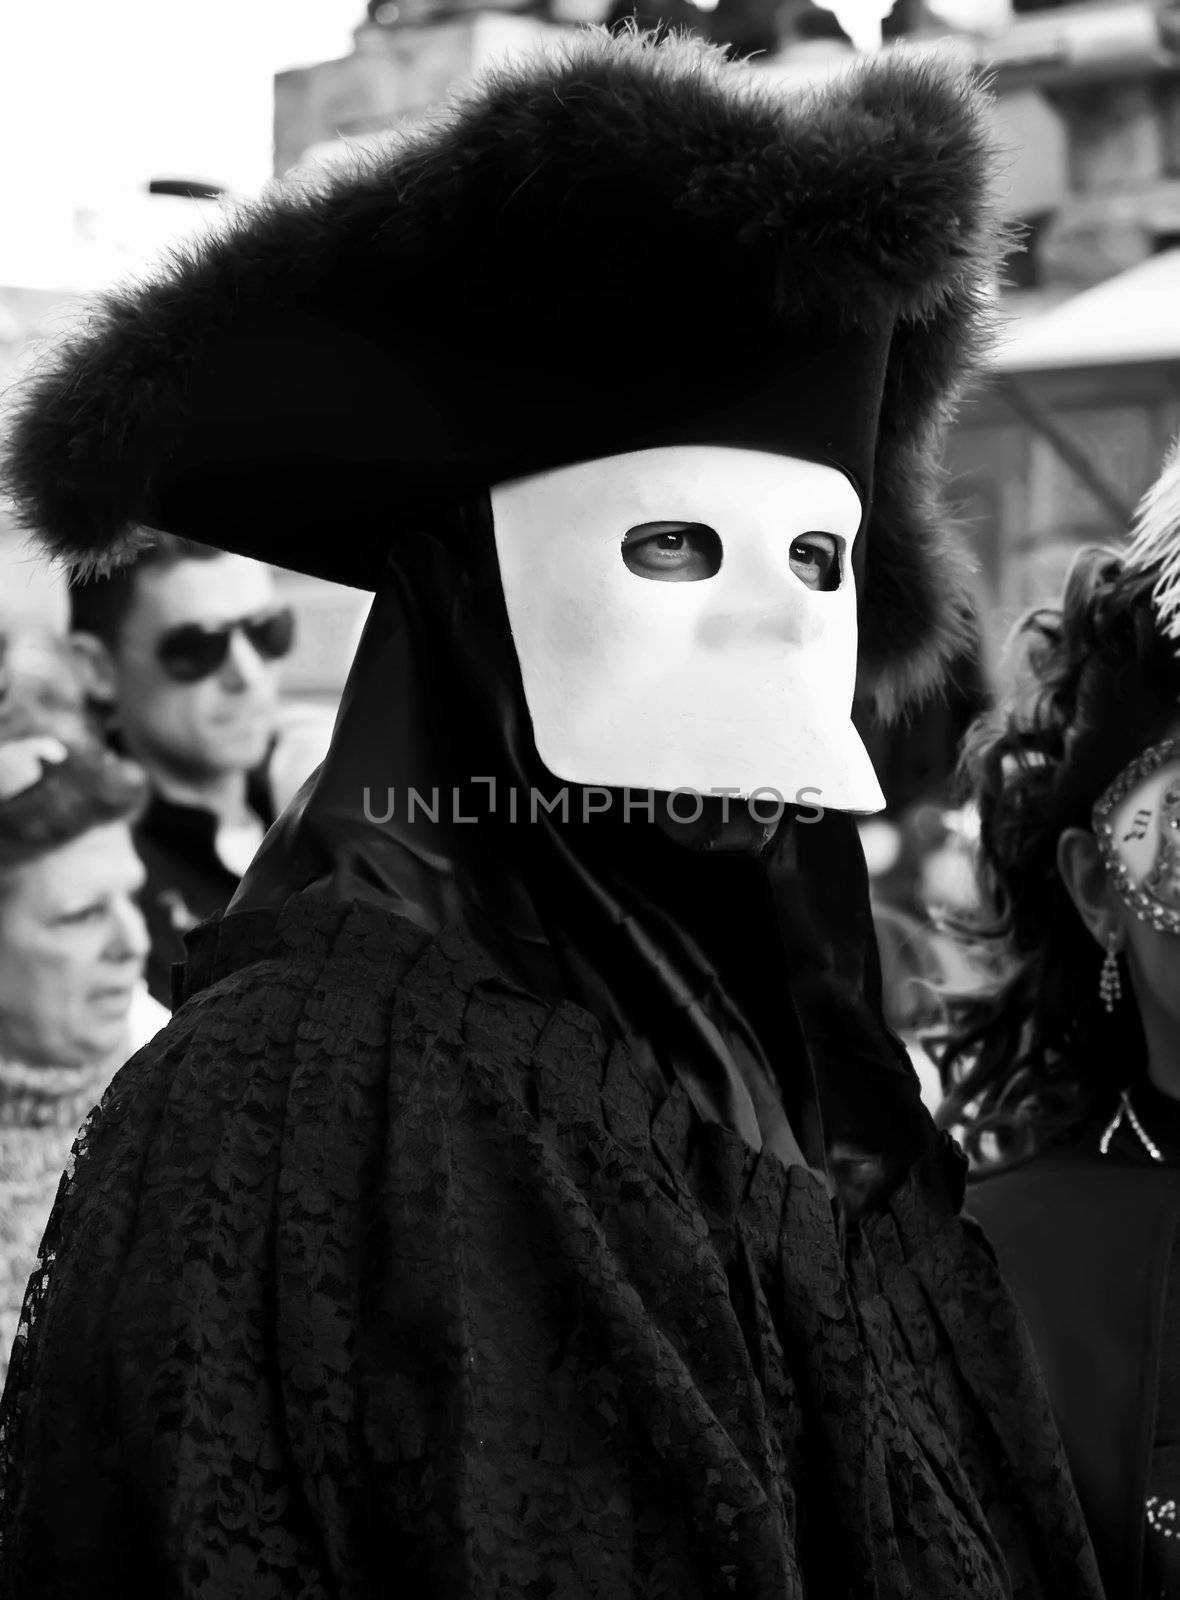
[0,501,1103,1599]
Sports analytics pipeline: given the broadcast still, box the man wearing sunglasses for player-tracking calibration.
[69,535,296,1006]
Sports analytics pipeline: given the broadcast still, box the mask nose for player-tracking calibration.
[695,565,827,650]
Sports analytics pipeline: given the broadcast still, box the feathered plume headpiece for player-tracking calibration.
[1125,434,1180,641]
[1,28,1004,716]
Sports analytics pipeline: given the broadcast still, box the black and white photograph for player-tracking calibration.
[1,0,1179,1593]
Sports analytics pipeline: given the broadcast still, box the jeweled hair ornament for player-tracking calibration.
[1092,737,1180,934]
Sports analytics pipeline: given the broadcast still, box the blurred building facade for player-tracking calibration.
[945,2,1180,663]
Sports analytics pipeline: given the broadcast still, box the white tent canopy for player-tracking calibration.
[993,249,1180,374]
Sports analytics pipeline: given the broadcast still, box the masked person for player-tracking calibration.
[0,32,1101,1600]
[940,443,1180,1600]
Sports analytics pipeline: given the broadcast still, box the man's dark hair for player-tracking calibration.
[69,534,223,648]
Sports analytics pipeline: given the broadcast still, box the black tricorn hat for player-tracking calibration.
[2,29,1002,717]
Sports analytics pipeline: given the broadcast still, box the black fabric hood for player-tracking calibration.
[230,499,931,1198]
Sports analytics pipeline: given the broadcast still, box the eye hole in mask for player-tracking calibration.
[620,522,841,592]
[621,522,722,582]
[788,532,841,593]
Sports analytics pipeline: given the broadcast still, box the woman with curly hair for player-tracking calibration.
[939,449,1180,1598]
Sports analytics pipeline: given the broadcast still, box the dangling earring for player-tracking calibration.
[1099,933,1123,1013]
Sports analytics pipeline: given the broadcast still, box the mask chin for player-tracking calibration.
[652,793,781,855]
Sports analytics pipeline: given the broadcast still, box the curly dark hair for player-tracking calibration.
[934,547,1180,1166]
[0,628,146,878]
[0,738,146,879]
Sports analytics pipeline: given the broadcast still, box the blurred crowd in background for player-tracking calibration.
[0,545,338,1365]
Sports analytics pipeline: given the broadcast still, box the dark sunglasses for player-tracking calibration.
[157,607,296,684]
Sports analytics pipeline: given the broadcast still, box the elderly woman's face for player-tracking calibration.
[0,821,148,1070]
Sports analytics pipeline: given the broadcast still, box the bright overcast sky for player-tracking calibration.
[1,0,361,203]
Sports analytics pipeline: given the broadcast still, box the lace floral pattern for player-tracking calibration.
[0,895,1101,1598]
[0,1058,111,1385]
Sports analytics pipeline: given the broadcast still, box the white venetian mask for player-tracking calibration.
[489,445,885,815]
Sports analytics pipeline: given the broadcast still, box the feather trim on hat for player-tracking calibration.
[1,28,1004,717]
[1125,434,1180,642]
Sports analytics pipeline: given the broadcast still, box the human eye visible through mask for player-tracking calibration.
[620,522,722,582]
[789,533,841,592]
[620,524,840,592]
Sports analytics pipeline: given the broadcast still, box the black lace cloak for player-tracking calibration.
[0,509,1102,1598]
[0,891,1100,1600]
